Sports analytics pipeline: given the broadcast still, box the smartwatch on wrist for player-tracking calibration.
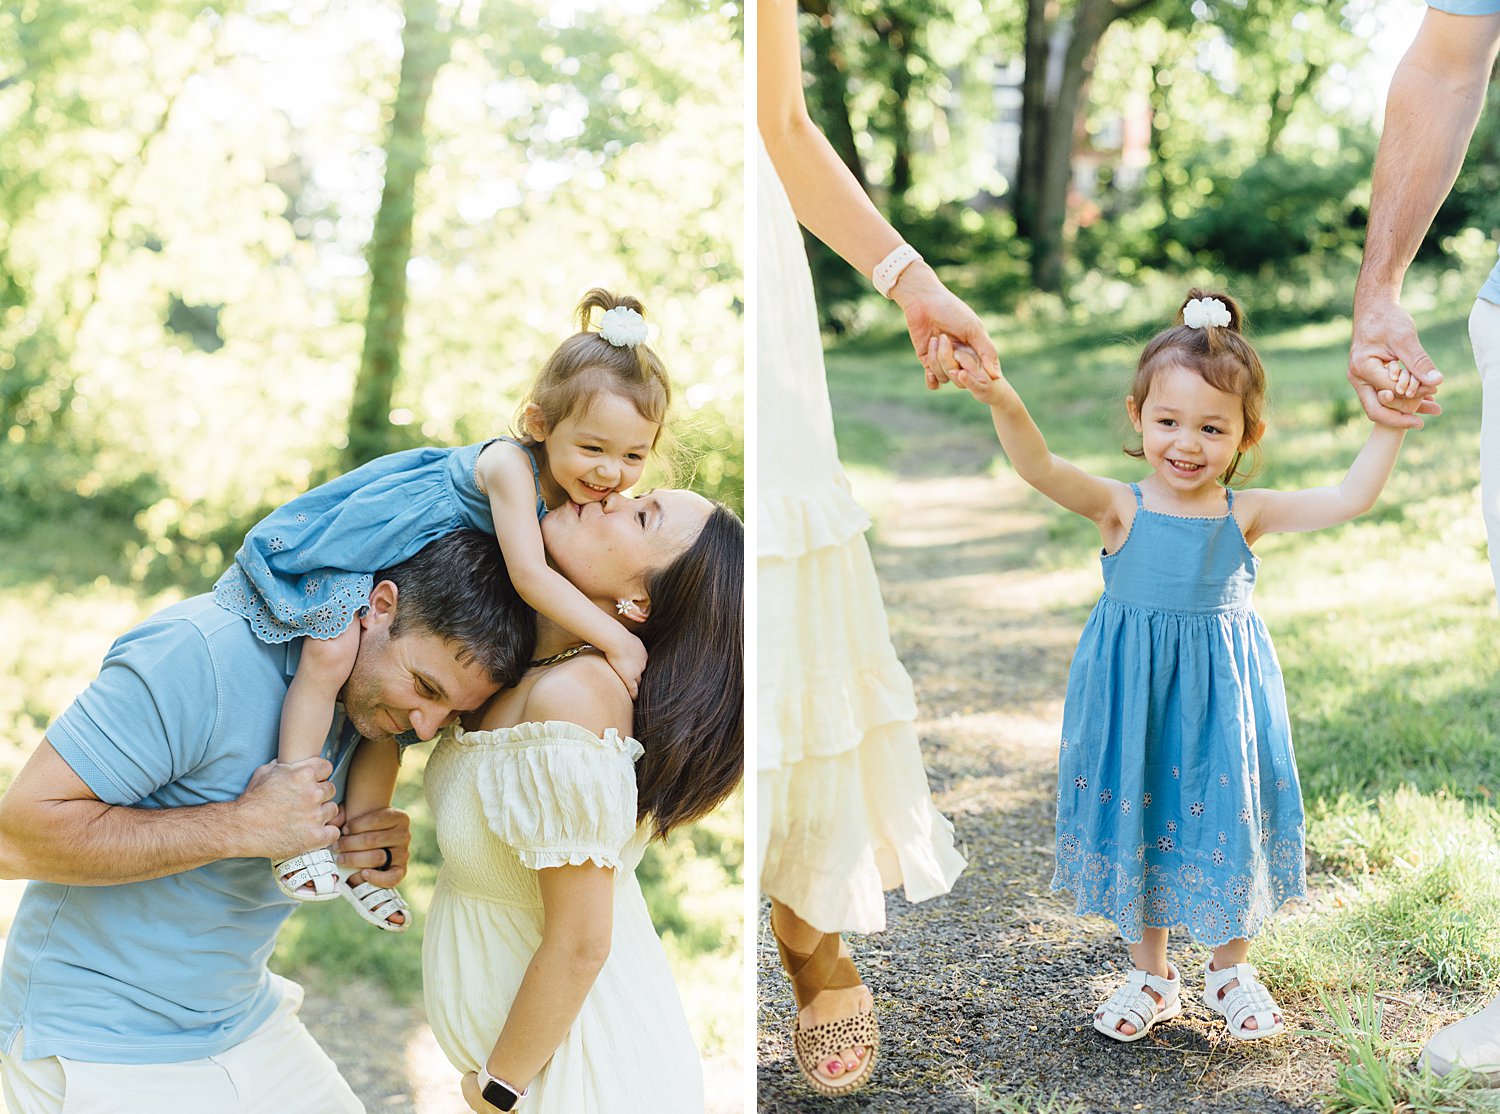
[477,1066,527,1111]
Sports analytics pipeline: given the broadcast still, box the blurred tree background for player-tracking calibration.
[793,0,1498,330]
[0,0,744,1086]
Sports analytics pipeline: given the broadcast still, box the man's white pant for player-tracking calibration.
[0,977,363,1114]
[1473,298,1500,606]
[1418,299,1500,1084]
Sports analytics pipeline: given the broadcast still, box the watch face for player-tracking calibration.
[481,1078,519,1111]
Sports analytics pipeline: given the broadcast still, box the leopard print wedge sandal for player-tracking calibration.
[772,911,880,1096]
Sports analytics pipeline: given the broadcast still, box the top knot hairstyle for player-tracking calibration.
[518,288,674,450]
[1126,288,1268,486]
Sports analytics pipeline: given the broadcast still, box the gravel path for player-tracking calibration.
[755,412,1369,1113]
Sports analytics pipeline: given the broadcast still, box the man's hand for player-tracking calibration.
[231,757,340,862]
[1349,292,1444,429]
[334,804,412,888]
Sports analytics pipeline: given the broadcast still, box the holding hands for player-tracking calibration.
[1349,293,1444,428]
[889,263,1001,391]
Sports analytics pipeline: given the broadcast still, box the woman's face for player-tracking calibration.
[541,488,712,606]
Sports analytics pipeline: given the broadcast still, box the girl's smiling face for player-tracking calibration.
[528,390,659,507]
[1128,363,1258,500]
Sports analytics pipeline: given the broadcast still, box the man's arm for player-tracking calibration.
[1351,7,1500,425]
[0,740,341,885]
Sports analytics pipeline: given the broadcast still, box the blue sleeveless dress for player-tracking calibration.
[213,439,545,645]
[1050,483,1306,946]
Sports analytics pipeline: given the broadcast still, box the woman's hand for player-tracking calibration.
[934,336,1011,407]
[890,262,1000,390]
[461,1072,500,1113]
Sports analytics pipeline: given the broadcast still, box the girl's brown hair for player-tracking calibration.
[517,288,673,451]
[631,503,743,838]
[1126,288,1268,485]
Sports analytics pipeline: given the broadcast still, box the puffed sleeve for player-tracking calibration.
[465,721,643,871]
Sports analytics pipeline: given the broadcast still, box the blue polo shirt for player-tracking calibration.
[1428,0,1500,301]
[0,594,360,1063]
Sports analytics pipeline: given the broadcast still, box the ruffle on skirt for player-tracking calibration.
[759,719,966,935]
[757,483,871,561]
[759,535,917,769]
[758,528,965,934]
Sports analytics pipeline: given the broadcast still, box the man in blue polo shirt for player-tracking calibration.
[0,529,533,1111]
[1349,0,1500,1083]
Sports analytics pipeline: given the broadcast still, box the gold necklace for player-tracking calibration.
[528,644,590,668]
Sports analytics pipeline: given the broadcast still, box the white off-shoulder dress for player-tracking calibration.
[421,721,703,1112]
[757,137,967,933]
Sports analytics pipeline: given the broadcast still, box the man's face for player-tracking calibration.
[340,582,500,742]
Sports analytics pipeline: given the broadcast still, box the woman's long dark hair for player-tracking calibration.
[631,503,743,837]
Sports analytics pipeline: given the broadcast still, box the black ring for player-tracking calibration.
[377,847,393,872]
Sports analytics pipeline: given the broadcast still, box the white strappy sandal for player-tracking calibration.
[273,849,341,901]
[1093,963,1182,1043]
[1203,960,1285,1040]
[338,873,411,933]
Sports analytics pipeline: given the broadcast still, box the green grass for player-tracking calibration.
[827,273,1500,1098]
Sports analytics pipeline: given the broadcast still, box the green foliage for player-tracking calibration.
[0,0,743,579]
[1161,136,1374,271]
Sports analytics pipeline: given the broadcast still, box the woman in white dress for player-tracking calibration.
[758,0,1001,1096]
[421,489,743,1113]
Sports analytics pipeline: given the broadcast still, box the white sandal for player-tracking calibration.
[1093,963,1182,1043]
[338,873,411,933]
[1203,961,1285,1040]
[273,849,340,901]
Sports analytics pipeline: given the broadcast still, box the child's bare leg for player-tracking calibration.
[1208,937,1278,1031]
[1113,928,1172,1036]
[341,735,405,927]
[280,624,360,765]
[274,624,359,898]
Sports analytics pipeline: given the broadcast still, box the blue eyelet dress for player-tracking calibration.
[1051,483,1307,946]
[213,438,545,645]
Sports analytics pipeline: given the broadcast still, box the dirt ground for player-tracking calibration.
[753,412,1461,1113]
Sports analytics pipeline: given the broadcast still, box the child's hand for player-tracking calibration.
[604,631,648,699]
[932,334,1011,405]
[1380,360,1427,418]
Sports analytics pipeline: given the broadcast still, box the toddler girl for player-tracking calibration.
[945,290,1412,1042]
[213,289,671,926]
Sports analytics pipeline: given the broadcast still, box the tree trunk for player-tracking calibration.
[798,0,867,189]
[345,0,450,470]
[1013,0,1051,245]
[870,12,916,214]
[1014,0,1161,292]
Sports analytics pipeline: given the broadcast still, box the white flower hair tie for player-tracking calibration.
[597,306,649,348]
[1183,297,1231,330]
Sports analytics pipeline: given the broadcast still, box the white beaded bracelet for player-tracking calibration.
[872,243,922,298]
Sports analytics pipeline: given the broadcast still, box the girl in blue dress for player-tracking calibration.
[213,289,672,926]
[944,290,1414,1043]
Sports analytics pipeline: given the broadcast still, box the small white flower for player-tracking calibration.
[1183,297,1231,330]
[598,306,648,348]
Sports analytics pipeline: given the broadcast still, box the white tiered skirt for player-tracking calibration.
[756,138,966,934]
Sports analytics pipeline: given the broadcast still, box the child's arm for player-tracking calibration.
[947,339,1126,532]
[477,443,646,697]
[1238,424,1406,540]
